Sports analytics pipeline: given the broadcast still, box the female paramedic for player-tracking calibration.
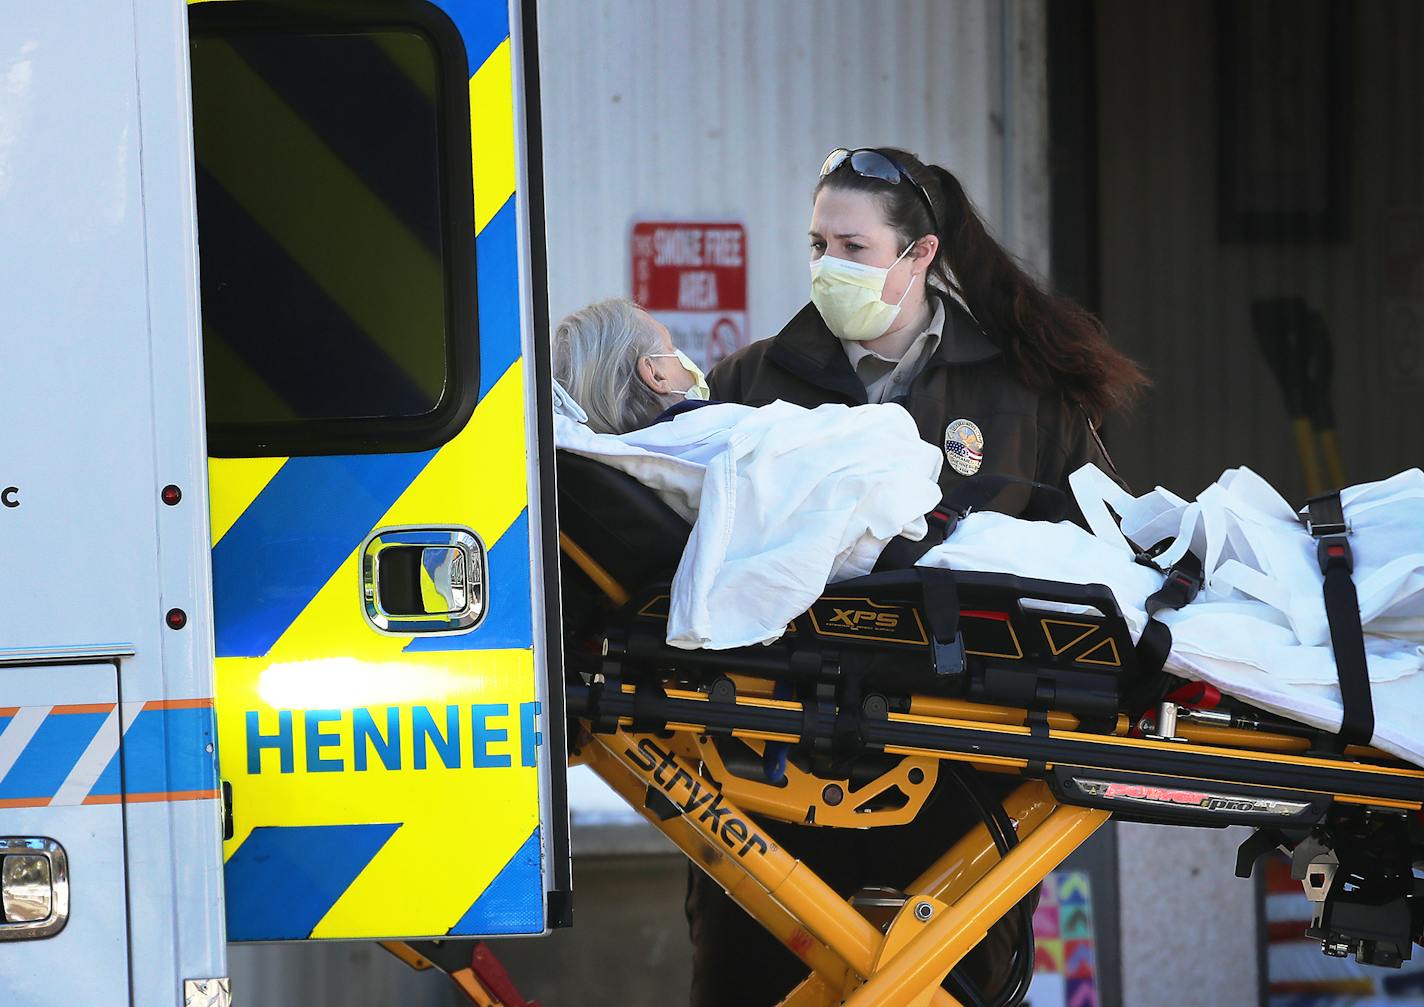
[687,148,1149,1005]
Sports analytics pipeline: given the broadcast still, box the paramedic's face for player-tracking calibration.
[810,188,923,306]
[640,317,694,395]
[809,189,899,265]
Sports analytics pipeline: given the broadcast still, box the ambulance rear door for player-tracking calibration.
[190,0,568,942]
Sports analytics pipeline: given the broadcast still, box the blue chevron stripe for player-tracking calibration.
[405,509,532,652]
[433,0,510,76]
[476,196,521,399]
[225,823,400,940]
[212,451,436,658]
[0,711,108,802]
[447,826,542,935]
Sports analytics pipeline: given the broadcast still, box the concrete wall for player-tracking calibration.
[1116,824,1260,1005]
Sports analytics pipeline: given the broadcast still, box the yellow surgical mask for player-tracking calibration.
[809,244,915,342]
[646,349,710,400]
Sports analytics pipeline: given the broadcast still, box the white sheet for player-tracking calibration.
[554,395,944,650]
[921,466,1424,766]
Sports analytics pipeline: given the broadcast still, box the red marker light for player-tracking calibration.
[165,608,188,630]
[161,484,182,506]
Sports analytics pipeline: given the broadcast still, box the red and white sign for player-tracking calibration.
[631,221,747,370]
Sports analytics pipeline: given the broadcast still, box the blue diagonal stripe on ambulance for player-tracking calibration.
[432,0,509,78]
[0,711,108,802]
[212,451,435,658]
[447,826,542,935]
[405,509,531,652]
[224,823,400,940]
[475,197,520,398]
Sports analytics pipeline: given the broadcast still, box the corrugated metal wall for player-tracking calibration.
[540,0,1050,346]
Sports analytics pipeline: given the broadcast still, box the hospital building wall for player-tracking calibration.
[537,0,1052,352]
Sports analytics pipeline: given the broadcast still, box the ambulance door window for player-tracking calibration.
[189,6,476,455]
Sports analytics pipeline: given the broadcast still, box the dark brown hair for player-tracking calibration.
[817,148,1148,420]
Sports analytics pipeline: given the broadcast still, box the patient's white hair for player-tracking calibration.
[553,298,670,434]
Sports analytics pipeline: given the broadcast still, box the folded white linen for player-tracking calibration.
[921,466,1424,767]
[553,394,944,651]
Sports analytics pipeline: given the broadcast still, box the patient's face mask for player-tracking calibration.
[646,349,710,401]
[810,243,916,342]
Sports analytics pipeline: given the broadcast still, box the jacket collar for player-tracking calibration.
[765,290,1002,401]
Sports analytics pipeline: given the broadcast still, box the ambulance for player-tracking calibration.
[0,1,568,1003]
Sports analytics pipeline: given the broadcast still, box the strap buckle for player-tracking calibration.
[1166,566,1203,603]
[1144,556,1203,617]
[1317,535,1354,575]
[1305,492,1349,538]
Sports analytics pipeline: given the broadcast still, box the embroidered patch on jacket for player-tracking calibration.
[944,418,984,476]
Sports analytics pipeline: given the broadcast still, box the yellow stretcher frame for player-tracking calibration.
[398,681,1424,1006]
[386,536,1424,1005]
[579,727,1105,1007]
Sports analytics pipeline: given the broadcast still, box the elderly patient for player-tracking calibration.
[553,297,709,435]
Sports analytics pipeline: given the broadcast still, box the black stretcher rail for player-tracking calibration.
[569,682,1424,807]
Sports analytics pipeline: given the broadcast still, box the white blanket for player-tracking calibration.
[553,392,944,650]
[921,465,1424,766]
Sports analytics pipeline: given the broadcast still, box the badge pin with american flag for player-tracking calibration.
[944,418,985,476]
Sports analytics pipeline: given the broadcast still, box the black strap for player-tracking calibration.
[928,474,1068,541]
[916,567,967,682]
[1306,492,1375,747]
[1126,553,1203,716]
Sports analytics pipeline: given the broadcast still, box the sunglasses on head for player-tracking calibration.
[819,148,939,232]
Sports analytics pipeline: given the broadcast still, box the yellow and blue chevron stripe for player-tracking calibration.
[203,0,548,942]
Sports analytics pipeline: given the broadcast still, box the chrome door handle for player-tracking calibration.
[360,526,487,634]
[0,837,68,941]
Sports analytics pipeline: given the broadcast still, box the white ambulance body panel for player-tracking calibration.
[0,1,225,1004]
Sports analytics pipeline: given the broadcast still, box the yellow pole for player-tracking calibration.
[588,728,963,1006]
[907,781,1058,905]
[580,739,851,989]
[1318,427,1346,488]
[841,807,1108,1007]
[1293,416,1325,496]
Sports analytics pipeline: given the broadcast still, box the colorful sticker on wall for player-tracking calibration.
[1029,870,1099,1007]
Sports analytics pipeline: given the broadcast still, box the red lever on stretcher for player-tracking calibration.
[1166,681,1222,709]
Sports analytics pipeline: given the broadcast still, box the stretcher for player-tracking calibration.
[402,451,1424,1007]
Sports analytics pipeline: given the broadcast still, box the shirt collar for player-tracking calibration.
[839,299,946,370]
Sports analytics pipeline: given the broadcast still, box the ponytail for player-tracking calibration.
[819,150,1148,421]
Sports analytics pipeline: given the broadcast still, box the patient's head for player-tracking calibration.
[553,298,700,434]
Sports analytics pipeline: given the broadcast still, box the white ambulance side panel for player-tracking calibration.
[0,1,224,1004]
[0,667,128,1004]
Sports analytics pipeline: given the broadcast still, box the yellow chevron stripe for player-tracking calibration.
[209,456,287,545]
[261,360,527,663]
[307,650,538,937]
[471,38,516,233]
